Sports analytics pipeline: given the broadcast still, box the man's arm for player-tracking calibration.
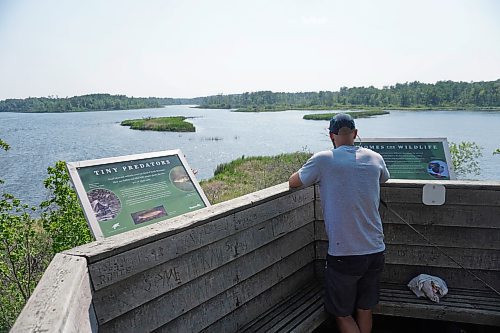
[380,159,390,183]
[289,172,303,188]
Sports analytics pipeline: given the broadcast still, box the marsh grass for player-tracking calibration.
[303,110,390,120]
[121,116,195,132]
[200,152,312,204]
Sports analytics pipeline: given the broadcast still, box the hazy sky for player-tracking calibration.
[0,0,499,99]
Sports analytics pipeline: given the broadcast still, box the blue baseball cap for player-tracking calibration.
[329,113,356,135]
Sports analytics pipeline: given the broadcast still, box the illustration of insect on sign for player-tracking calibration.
[67,150,210,239]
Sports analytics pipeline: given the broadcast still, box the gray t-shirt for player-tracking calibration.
[298,145,390,256]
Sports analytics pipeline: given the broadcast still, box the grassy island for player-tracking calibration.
[120,116,195,132]
[303,110,390,121]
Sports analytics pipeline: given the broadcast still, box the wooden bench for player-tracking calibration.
[239,281,326,333]
[242,281,500,333]
[377,283,500,326]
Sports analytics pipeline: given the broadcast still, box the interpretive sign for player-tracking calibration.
[67,150,210,239]
[357,138,455,180]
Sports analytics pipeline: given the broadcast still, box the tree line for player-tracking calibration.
[197,79,500,110]
[1,80,498,113]
[0,94,206,113]
[0,94,163,113]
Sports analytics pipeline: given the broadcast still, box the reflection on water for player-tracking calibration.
[1,106,499,206]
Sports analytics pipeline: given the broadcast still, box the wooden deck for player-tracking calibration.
[11,180,500,332]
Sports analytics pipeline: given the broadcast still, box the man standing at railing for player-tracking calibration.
[289,113,390,333]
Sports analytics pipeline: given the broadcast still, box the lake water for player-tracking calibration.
[1,105,499,207]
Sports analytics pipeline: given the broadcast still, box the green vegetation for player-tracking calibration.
[120,116,195,132]
[40,162,93,253]
[0,194,52,331]
[200,152,311,204]
[0,139,8,152]
[196,80,500,111]
[232,105,291,112]
[3,79,498,113]
[303,110,390,121]
[449,142,483,179]
[1,139,92,331]
[494,149,500,155]
[0,94,162,113]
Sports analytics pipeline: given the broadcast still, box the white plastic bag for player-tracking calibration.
[407,274,448,303]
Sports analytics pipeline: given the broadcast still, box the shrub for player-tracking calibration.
[0,194,52,331]
[40,161,92,254]
[449,141,483,179]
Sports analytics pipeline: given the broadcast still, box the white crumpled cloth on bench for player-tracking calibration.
[407,274,448,303]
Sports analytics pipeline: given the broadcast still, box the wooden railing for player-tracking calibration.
[11,180,500,332]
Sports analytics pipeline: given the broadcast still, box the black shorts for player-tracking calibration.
[324,251,385,317]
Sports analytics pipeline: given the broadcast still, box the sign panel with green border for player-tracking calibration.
[67,150,210,239]
[357,138,455,180]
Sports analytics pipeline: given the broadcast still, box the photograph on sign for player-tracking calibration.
[356,138,455,180]
[67,150,210,239]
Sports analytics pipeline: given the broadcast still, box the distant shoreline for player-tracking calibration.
[2,79,498,113]
[1,105,500,114]
[193,105,500,112]
[0,106,166,114]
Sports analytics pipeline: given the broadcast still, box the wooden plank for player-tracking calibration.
[380,264,500,291]
[89,200,314,291]
[314,221,500,250]
[180,265,316,333]
[314,259,500,292]
[378,288,500,312]
[314,241,500,271]
[316,180,500,205]
[381,185,500,206]
[376,297,500,326]
[385,244,500,271]
[316,202,500,229]
[313,260,325,279]
[293,278,500,326]
[380,180,500,206]
[93,208,314,324]
[66,183,314,263]
[158,257,313,333]
[100,241,315,332]
[289,306,328,333]
[10,254,97,333]
[382,179,500,190]
[240,283,320,332]
[64,271,98,333]
[383,224,500,249]
[380,203,500,228]
[266,290,323,333]
[314,199,324,221]
[315,241,328,260]
[81,189,314,291]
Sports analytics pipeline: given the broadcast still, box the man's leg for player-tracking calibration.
[335,309,372,333]
[336,315,361,333]
[355,308,372,333]
[355,252,383,333]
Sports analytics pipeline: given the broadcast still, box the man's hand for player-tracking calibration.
[288,172,303,188]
